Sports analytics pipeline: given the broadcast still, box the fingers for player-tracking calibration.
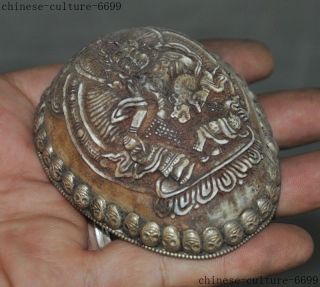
[86,224,313,287]
[201,39,274,83]
[5,52,320,150]
[260,89,320,148]
[276,152,320,217]
[259,90,320,216]
[5,51,320,150]
[1,39,274,108]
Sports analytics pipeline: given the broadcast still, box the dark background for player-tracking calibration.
[0,0,319,285]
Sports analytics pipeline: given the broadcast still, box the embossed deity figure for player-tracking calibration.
[193,96,246,162]
[105,51,197,183]
[36,27,279,258]
[63,27,261,217]
[104,33,231,185]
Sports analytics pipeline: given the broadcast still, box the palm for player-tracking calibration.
[0,65,89,286]
[0,40,318,287]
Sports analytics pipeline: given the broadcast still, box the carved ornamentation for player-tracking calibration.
[222,221,244,246]
[58,27,264,218]
[91,196,107,222]
[124,212,140,237]
[257,198,273,220]
[49,157,64,181]
[141,222,161,247]
[202,227,223,253]
[106,204,122,229]
[73,184,91,209]
[240,209,260,234]
[34,27,280,259]
[162,225,181,252]
[182,229,201,254]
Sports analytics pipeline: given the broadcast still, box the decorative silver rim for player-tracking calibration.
[34,95,279,260]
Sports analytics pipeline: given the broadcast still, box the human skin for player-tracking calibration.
[0,39,318,287]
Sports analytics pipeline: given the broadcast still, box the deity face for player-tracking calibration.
[170,74,207,124]
[171,103,191,123]
[106,204,122,229]
[223,221,244,246]
[62,171,75,194]
[182,229,201,254]
[73,185,91,209]
[91,197,106,221]
[203,227,223,253]
[240,209,260,234]
[141,222,160,247]
[208,121,220,133]
[124,212,140,237]
[162,226,181,252]
[113,40,150,74]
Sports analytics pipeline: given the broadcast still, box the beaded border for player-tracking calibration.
[33,95,279,260]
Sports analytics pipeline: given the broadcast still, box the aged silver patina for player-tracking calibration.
[34,27,280,259]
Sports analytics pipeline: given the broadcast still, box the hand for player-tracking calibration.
[0,40,317,287]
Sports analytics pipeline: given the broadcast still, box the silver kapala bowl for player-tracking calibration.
[34,27,280,259]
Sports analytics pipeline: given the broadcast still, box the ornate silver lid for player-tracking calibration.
[34,27,280,259]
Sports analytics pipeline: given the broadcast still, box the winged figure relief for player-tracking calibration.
[63,27,262,217]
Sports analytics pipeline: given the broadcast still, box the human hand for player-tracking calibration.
[0,39,317,287]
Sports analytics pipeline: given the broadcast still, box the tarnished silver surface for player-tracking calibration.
[88,223,111,249]
[34,27,280,259]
